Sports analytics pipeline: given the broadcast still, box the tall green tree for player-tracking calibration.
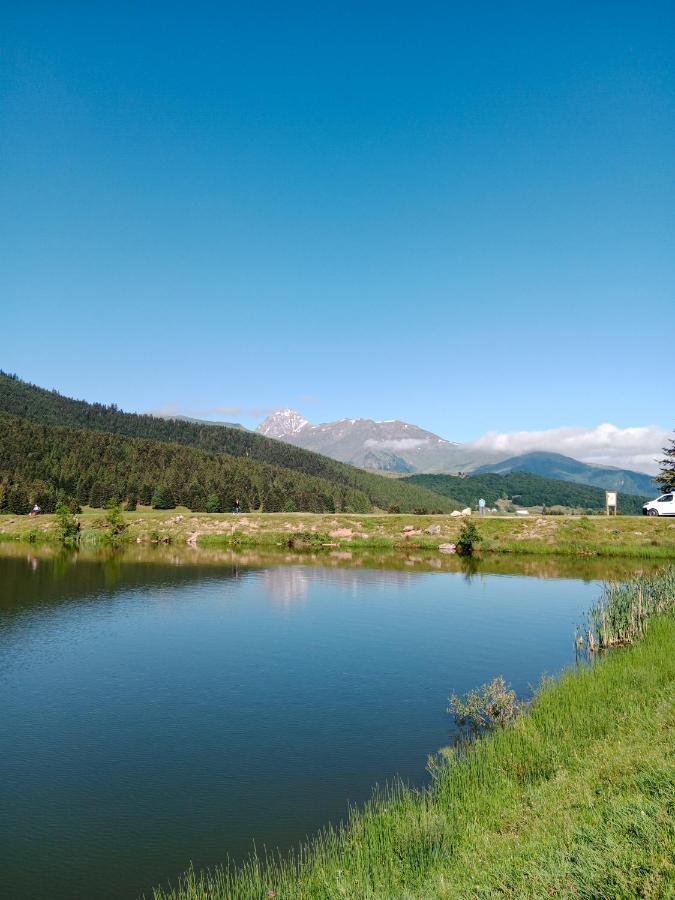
[152,484,175,509]
[657,431,675,491]
[8,485,30,514]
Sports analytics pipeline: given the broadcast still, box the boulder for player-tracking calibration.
[461,507,472,516]
[425,524,441,535]
[439,543,456,553]
[402,524,415,532]
[450,510,462,517]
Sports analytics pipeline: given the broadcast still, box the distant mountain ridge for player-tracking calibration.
[474,451,656,497]
[255,411,657,496]
[256,410,496,473]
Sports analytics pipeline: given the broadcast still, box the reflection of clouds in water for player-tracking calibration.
[262,567,310,607]
[261,565,416,607]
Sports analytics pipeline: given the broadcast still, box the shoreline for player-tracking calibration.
[2,508,675,560]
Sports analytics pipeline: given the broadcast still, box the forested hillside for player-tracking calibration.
[405,472,649,515]
[0,374,459,513]
[0,412,373,514]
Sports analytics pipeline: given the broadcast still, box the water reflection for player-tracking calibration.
[262,566,310,606]
[0,542,654,900]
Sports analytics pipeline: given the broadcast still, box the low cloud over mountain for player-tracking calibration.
[469,424,668,474]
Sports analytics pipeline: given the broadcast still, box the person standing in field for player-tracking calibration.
[478,498,486,517]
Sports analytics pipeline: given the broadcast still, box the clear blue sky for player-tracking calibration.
[2,2,673,440]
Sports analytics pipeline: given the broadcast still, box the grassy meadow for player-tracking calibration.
[151,568,675,899]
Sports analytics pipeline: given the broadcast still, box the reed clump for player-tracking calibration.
[589,565,675,647]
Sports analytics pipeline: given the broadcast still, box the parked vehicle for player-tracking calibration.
[643,493,675,516]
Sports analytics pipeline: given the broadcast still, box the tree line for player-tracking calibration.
[405,471,650,515]
[0,412,373,515]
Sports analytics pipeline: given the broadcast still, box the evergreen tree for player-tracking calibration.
[152,484,175,509]
[206,493,221,513]
[8,485,30,514]
[89,482,106,508]
[657,431,675,491]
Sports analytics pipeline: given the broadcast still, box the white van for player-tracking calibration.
[642,493,675,516]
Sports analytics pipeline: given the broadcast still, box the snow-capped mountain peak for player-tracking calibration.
[256,410,463,472]
[256,409,309,439]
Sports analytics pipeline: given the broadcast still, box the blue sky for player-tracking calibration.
[2,2,673,447]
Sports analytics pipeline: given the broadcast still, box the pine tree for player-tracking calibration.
[89,482,106,508]
[8,485,30,515]
[152,484,175,509]
[657,431,675,491]
[206,493,221,513]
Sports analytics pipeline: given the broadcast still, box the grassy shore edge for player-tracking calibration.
[3,510,675,560]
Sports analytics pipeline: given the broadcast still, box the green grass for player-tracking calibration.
[152,571,675,900]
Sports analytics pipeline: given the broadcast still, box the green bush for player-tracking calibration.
[55,501,80,546]
[456,520,482,555]
[449,675,522,735]
[95,499,128,546]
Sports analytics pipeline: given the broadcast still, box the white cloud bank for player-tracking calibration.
[469,424,669,474]
[364,438,431,452]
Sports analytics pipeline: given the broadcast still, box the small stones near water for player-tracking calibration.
[439,543,456,554]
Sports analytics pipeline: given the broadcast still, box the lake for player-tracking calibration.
[0,547,645,899]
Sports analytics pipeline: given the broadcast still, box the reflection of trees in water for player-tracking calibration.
[459,555,480,581]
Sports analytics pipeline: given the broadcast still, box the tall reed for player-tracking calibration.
[589,565,675,647]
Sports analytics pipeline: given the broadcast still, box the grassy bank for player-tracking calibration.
[153,570,675,899]
[2,509,675,559]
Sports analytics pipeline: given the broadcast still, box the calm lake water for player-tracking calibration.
[0,548,634,899]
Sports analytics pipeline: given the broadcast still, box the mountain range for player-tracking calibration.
[255,410,657,496]
[256,410,499,473]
